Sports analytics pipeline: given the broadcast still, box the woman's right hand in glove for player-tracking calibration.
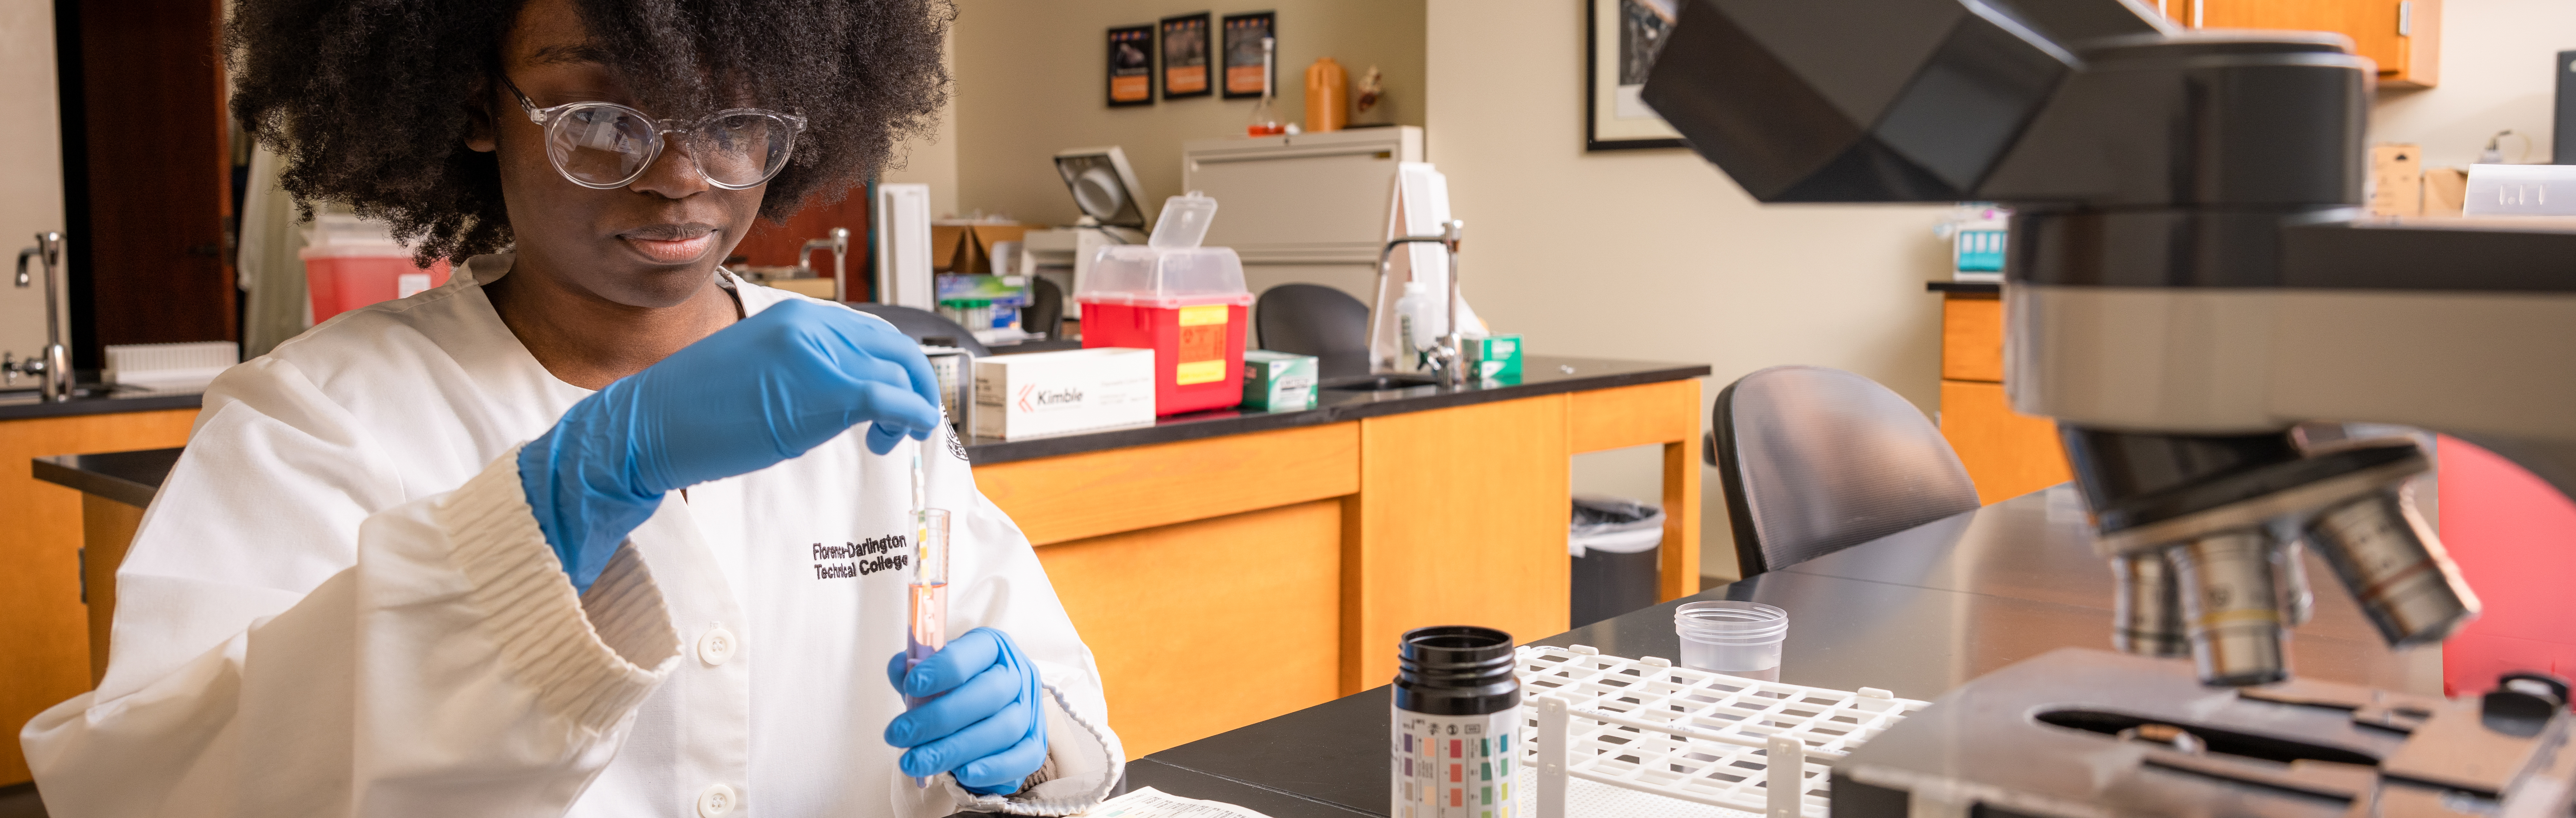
[518,299,945,591]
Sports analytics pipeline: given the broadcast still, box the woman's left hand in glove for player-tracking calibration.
[883,628,1048,794]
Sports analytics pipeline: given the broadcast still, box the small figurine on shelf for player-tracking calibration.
[1354,65,1384,122]
[1247,36,1286,136]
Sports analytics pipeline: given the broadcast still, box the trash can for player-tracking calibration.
[1570,495,1665,628]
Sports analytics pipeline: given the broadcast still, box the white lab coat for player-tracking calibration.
[20,256,1121,817]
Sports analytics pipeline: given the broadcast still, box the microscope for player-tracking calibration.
[1641,0,2576,812]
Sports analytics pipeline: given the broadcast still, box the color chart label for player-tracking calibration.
[1391,708,1520,818]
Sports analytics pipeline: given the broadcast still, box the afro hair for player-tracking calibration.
[226,0,953,263]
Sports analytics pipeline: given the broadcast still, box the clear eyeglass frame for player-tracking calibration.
[502,75,809,191]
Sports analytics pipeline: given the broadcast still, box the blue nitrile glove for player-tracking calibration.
[884,628,1049,794]
[520,299,944,592]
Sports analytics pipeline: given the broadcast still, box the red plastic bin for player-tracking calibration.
[301,245,451,323]
[1075,237,1253,415]
[1081,299,1250,415]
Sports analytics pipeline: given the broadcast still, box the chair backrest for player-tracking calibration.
[848,304,991,356]
[1712,365,1980,577]
[1255,283,1370,379]
[1025,276,1065,340]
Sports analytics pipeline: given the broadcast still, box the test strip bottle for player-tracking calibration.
[1391,626,1520,818]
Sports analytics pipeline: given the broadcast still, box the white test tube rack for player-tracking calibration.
[1519,645,1929,818]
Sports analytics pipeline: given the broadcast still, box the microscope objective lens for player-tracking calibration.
[2271,536,2316,628]
[2305,490,2480,647]
[2170,531,2289,686]
[2111,550,2188,658]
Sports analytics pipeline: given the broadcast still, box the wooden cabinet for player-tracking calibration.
[1936,291,2070,504]
[973,380,1704,757]
[2163,0,2439,88]
[0,408,197,785]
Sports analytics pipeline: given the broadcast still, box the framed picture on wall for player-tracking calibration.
[1585,0,1686,151]
[1220,11,1275,99]
[1160,12,1213,100]
[1107,24,1155,107]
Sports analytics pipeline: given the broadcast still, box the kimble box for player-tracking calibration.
[972,347,1157,439]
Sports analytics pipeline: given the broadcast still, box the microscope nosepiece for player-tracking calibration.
[2305,489,2481,647]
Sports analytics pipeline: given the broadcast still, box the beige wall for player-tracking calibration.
[1426,0,1950,578]
[881,27,962,219]
[2370,0,2576,168]
[950,0,1425,224]
[0,0,66,362]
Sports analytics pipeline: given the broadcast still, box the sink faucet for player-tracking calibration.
[800,227,851,302]
[1373,219,1467,386]
[6,231,69,402]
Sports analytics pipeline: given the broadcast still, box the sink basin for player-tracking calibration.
[1322,374,1440,393]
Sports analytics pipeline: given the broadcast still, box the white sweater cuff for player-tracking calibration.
[433,444,680,733]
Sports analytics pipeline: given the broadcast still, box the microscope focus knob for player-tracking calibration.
[2480,672,2570,738]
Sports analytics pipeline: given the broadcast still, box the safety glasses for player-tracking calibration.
[502,75,808,190]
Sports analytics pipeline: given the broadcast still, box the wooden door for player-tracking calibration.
[65,0,237,362]
[731,187,870,301]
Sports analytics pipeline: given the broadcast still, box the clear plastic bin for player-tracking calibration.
[1077,196,1253,415]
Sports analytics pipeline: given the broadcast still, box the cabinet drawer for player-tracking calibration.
[973,422,1359,545]
[1941,294,2005,383]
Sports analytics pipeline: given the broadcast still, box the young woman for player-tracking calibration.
[19,0,1120,815]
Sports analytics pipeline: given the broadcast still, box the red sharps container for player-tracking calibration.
[1077,194,1253,415]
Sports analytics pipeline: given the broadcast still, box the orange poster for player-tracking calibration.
[1107,24,1153,107]
[1159,13,1211,100]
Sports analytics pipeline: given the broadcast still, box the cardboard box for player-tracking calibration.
[1241,350,1318,411]
[2369,143,2425,217]
[928,222,1033,274]
[2424,167,2468,217]
[973,347,1156,439]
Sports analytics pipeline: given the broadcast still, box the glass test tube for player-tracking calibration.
[906,508,951,704]
[904,506,949,790]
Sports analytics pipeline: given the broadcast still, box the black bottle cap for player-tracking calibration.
[1394,626,1521,716]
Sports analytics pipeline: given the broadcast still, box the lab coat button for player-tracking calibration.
[698,627,737,667]
[696,783,736,817]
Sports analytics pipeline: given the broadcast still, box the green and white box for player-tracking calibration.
[1241,350,1319,411]
[1464,334,1523,381]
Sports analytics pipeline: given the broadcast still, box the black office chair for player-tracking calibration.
[1025,277,1065,340]
[1254,283,1370,379]
[849,304,991,356]
[1708,365,1980,578]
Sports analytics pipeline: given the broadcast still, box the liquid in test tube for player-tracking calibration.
[905,507,951,693]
